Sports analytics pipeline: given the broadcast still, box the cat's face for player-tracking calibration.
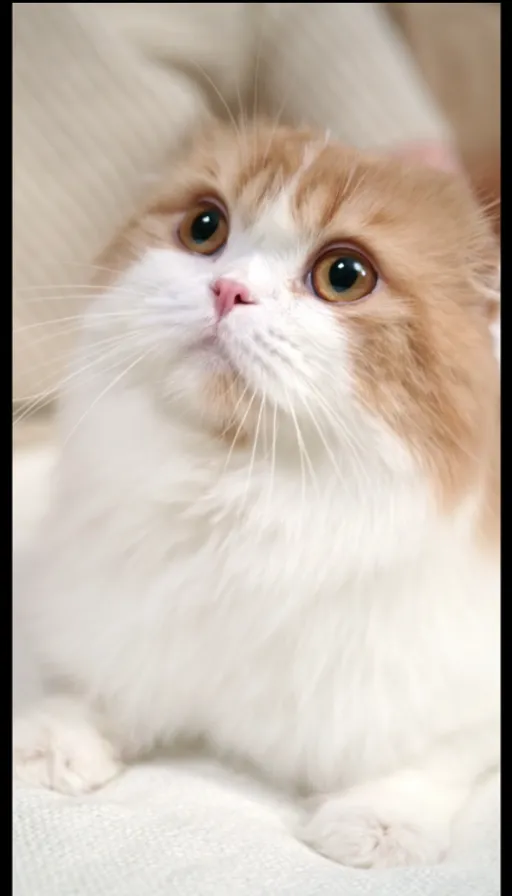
[98,123,499,503]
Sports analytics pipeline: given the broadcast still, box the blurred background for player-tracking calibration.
[13,2,500,437]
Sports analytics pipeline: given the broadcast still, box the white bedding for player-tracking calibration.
[13,447,500,896]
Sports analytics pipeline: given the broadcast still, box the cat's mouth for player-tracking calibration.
[192,331,238,372]
[195,333,221,352]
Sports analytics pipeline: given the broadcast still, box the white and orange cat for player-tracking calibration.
[13,123,500,869]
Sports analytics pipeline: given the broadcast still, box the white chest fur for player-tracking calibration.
[24,383,499,795]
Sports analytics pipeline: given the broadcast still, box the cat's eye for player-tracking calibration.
[178,202,229,256]
[310,247,377,303]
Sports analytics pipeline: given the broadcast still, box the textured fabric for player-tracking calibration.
[12,763,501,896]
[13,2,454,404]
[12,447,501,896]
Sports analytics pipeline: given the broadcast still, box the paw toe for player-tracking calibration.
[13,707,121,795]
[299,800,446,868]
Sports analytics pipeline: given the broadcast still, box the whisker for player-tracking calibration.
[66,262,126,277]
[306,381,370,489]
[14,283,127,295]
[61,349,150,448]
[13,284,147,303]
[252,9,268,135]
[219,380,250,439]
[13,335,141,428]
[265,399,279,516]
[14,310,141,333]
[298,391,345,486]
[188,61,240,137]
[243,392,266,515]
[286,392,306,525]
[13,327,134,367]
[285,388,318,513]
[223,389,258,473]
[232,61,246,131]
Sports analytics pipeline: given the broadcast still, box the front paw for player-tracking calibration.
[298,785,450,869]
[13,697,122,795]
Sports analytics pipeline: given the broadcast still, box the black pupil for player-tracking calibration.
[328,257,364,292]
[191,209,220,244]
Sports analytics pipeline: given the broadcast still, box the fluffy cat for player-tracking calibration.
[13,122,500,869]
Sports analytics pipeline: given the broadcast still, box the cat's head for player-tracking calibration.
[96,122,499,509]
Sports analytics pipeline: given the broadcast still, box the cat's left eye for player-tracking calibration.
[309,247,378,303]
[178,202,229,256]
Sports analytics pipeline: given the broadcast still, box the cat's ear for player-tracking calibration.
[387,141,462,174]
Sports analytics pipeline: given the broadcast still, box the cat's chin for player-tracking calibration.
[188,332,256,399]
[173,340,254,436]
[194,334,232,365]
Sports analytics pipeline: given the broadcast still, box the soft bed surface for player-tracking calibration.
[12,766,500,896]
[13,447,500,896]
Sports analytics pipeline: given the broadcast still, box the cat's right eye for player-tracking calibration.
[178,202,229,256]
[309,246,378,304]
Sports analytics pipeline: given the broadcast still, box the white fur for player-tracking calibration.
[14,196,500,869]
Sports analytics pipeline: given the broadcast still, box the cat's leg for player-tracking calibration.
[13,695,122,795]
[299,724,499,868]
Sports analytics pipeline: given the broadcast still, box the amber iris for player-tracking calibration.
[178,203,229,255]
[311,249,377,302]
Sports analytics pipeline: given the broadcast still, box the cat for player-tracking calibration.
[13,121,500,869]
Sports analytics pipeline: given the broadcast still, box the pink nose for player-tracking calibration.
[211,278,253,319]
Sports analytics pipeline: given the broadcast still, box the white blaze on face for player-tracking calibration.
[220,187,307,306]
[252,190,297,248]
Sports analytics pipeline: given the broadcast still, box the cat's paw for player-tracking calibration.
[298,783,450,868]
[13,697,122,795]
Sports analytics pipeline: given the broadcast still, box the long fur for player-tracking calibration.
[13,122,500,869]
